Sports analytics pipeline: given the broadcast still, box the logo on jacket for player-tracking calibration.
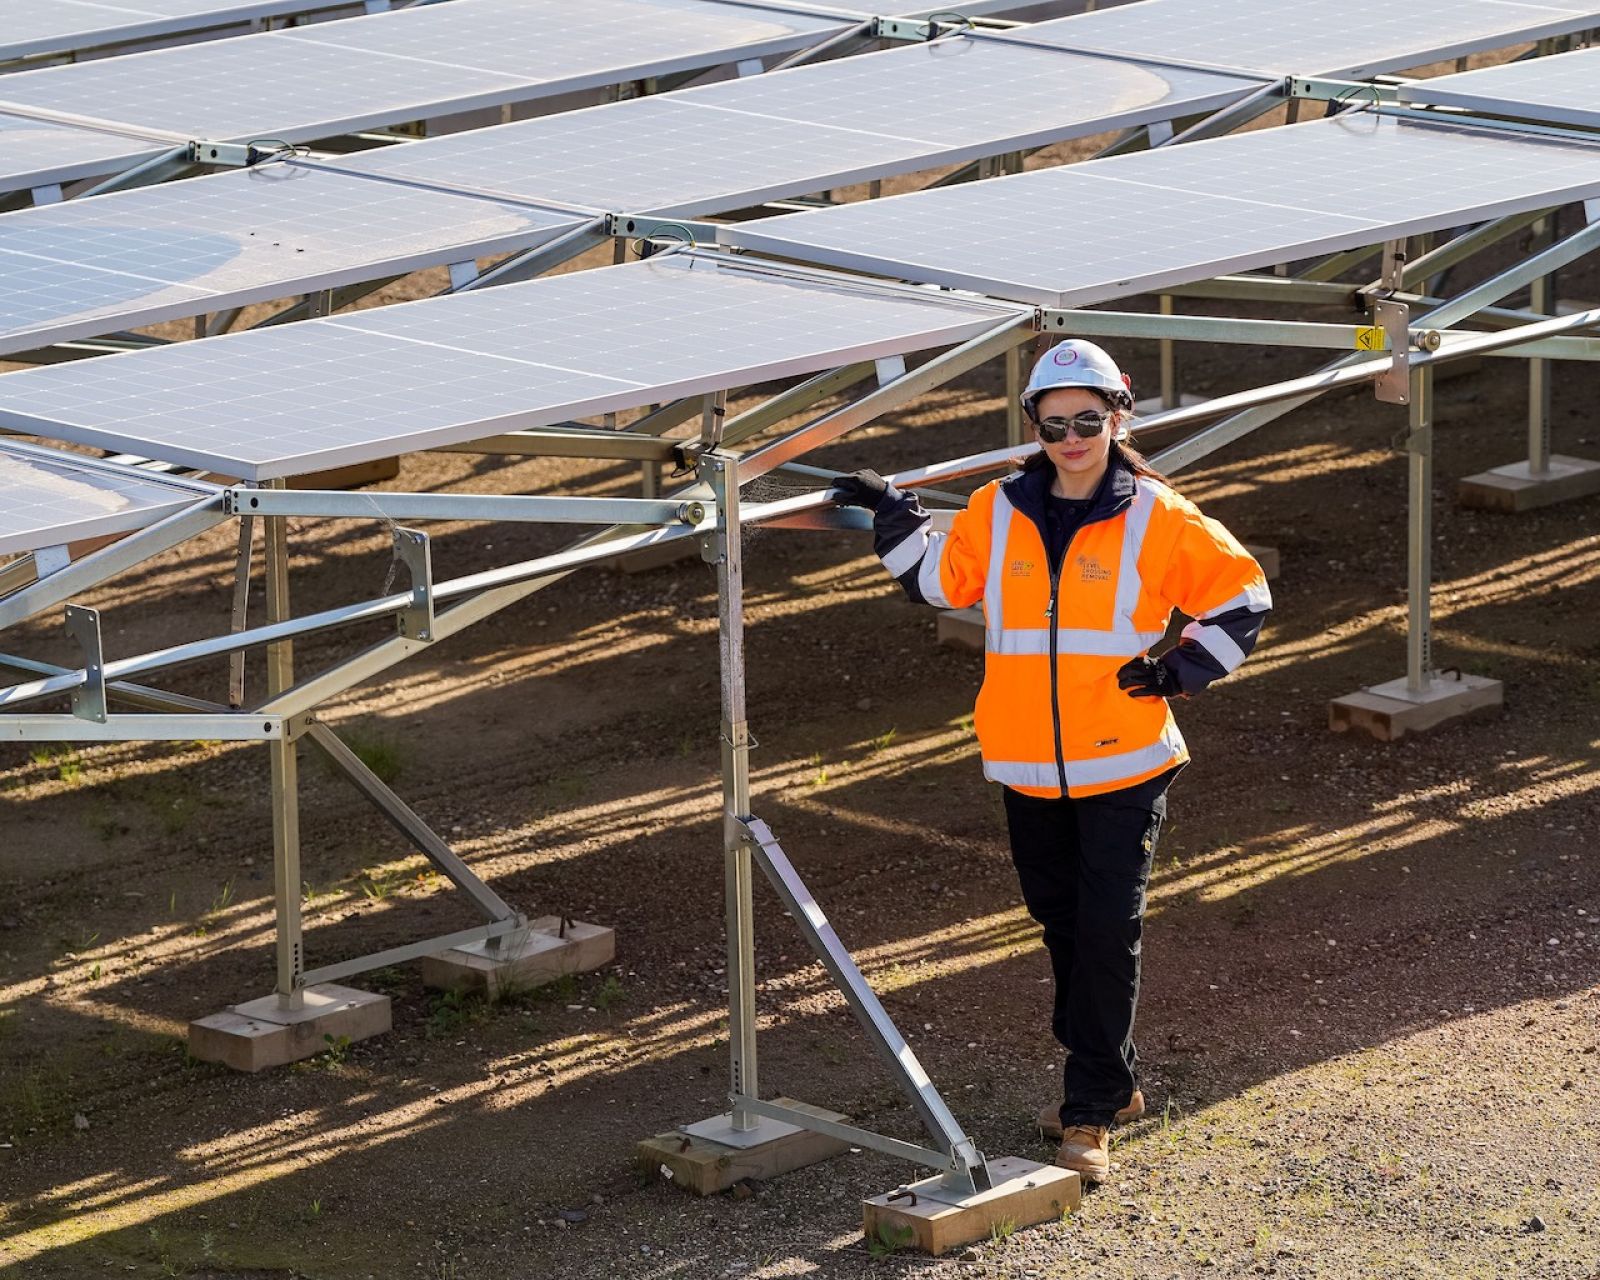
[1008,558,1035,578]
[1076,554,1112,582]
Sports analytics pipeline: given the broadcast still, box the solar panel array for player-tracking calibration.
[1,0,377,65]
[1399,44,1600,129]
[718,113,1600,304]
[0,440,217,556]
[0,252,1024,479]
[1010,0,1600,78]
[0,34,1267,358]
[0,0,856,197]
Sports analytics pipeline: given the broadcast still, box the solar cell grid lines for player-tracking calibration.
[0,109,172,193]
[0,164,586,357]
[0,441,216,556]
[326,36,1265,215]
[718,113,1600,305]
[0,252,1025,479]
[280,0,850,81]
[0,0,856,196]
[1010,0,1600,77]
[1398,45,1600,130]
[1,0,369,64]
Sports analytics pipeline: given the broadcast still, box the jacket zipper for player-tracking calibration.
[1045,550,1068,796]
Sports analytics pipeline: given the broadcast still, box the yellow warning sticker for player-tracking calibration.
[1354,326,1385,351]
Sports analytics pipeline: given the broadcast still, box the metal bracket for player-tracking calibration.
[1373,299,1411,404]
[64,604,107,723]
[1369,240,1410,404]
[390,527,435,643]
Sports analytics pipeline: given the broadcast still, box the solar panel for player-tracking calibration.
[0,109,170,193]
[0,252,1024,479]
[0,163,585,357]
[718,113,1600,305]
[1,1,372,64]
[0,0,856,198]
[281,0,850,83]
[328,36,1264,216]
[1398,45,1600,130]
[1009,0,1600,78]
[0,440,217,557]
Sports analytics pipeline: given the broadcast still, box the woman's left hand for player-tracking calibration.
[1116,655,1184,700]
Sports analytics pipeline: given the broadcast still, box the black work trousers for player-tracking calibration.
[1003,781,1165,1129]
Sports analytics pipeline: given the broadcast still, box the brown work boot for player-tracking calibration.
[1037,1089,1144,1139]
[1055,1124,1110,1182]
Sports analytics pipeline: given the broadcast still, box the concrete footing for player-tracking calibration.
[936,606,984,653]
[863,1157,1080,1257]
[188,983,391,1072]
[1329,671,1503,742]
[1457,454,1600,513]
[637,1098,851,1196]
[1242,543,1280,581]
[420,918,615,998]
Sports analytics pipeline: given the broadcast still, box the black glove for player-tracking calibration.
[1117,655,1184,700]
[830,468,891,511]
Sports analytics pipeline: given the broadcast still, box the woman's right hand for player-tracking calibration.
[830,469,891,511]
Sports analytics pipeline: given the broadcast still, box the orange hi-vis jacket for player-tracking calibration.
[871,453,1271,799]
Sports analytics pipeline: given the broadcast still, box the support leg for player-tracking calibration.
[1458,207,1600,512]
[1331,367,1503,739]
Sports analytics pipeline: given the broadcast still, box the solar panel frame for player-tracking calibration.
[0,252,1026,479]
[1397,45,1600,130]
[0,440,218,557]
[717,113,1600,306]
[1006,0,1600,78]
[0,163,589,358]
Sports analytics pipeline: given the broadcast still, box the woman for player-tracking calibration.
[832,339,1270,1182]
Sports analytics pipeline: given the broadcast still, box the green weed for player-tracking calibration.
[594,974,625,1012]
[866,1220,914,1261]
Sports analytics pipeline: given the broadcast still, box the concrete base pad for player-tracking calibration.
[936,606,985,654]
[637,1098,850,1196]
[421,918,614,998]
[1134,391,1204,415]
[1457,454,1600,513]
[864,1156,1080,1257]
[1242,543,1280,581]
[1329,671,1503,742]
[188,983,391,1072]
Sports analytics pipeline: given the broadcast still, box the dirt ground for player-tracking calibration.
[2,57,1600,1280]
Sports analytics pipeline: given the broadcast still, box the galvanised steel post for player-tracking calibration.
[1529,216,1554,476]
[264,478,304,1009]
[1405,365,1434,697]
[704,449,759,1130]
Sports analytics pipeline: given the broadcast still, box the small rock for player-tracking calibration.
[731,1179,755,1201]
[855,697,873,711]
[72,1113,89,1131]
[590,1192,605,1206]
[557,1208,588,1225]
[1524,1216,1546,1234]
[958,1249,980,1262]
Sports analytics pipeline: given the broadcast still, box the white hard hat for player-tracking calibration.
[1022,339,1134,417]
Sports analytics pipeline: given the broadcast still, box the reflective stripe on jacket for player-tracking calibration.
[871,451,1271,799]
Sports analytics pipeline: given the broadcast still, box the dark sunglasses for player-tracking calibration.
[1034,410,1114,443]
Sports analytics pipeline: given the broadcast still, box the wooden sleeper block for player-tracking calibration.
[864,1156,1080,1257]
[637,1098,851,1196]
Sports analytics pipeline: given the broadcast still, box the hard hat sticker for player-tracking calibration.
[1052,348,1080,365]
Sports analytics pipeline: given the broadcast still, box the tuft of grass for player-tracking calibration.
[424,989,489,1040]
[594,974,625,1013]
[345,731,404,786]
[869,727,898,753]
[990,1216,1017,1244]
[866,1220,914,1261]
